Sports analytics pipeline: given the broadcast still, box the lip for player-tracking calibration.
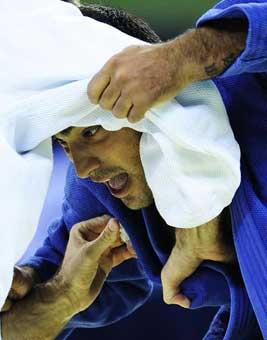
[106,175,130,198]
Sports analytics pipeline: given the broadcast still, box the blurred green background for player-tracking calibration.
[80,0,217,39]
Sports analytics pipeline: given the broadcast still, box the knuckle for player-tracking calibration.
[70,224,78,235]
[128,111,144,123]
[123,45,140,53]
[99,99,112,111]
[113,106,126,118]
[87,77,99,97]
[101,214,112,222]
[87,81,95,96]
[133,94,150,108]
[163,298,171,305]
[113,102,130,118]
[114,69,128,83]
[107,55,120,69]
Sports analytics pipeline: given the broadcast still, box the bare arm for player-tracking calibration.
[1,216,135,340]
[2,277,78,340]
[88,19,247,122]
[173,19,248,81]
[161,209,236,308]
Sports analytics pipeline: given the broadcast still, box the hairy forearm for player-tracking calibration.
[174,208,235,263]
[2,276,78,340]
[169,19,248,81]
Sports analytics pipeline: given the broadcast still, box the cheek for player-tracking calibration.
[97,129,142,169]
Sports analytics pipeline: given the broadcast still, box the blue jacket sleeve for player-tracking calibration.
[197,0,267,76]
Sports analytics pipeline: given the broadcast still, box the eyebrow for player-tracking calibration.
[58,127,74,136]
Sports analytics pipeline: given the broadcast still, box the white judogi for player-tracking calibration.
[0,0,240,326]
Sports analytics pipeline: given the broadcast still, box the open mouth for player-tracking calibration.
[106,173,129,198]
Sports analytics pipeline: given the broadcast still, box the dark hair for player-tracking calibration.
[63,1,161,44]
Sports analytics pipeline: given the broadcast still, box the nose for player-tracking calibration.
[70,148,100,179]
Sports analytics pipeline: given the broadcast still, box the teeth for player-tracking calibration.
[108,173,128,190]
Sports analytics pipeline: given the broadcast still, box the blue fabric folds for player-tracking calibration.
[24,165,258,338]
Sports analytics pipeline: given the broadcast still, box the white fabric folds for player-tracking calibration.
[0,0,240,309]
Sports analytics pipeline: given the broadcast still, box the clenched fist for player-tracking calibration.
[161,210,236,308]
[88,42,190,123]
[88,22,247,123]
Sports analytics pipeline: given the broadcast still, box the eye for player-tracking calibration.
[82,126,100,138]
[55,138,67,146]
[55,138,70,153]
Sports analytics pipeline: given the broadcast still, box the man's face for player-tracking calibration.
[55,126,153,210]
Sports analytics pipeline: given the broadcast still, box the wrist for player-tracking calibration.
[54,271,94,313]
[172,22,247,82]
[37,274,82,317]
[174,227,202,260]
[1,278,78,340]
[169,29,206,83]
[162,37,193,89]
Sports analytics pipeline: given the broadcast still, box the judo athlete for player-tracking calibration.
[88,0,267,338]
[0,2,262,340]
[0,1,260,340]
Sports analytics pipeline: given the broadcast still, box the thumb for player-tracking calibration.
[87,218,120,260]
[161,249,201,308]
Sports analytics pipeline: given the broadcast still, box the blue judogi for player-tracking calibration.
[24,1,267,338]
[23,162,260,339]
[198,0,267,338]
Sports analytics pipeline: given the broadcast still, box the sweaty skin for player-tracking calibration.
[88,19,247,123]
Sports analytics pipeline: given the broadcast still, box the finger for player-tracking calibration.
[1,298,13,312]
[82,230,100,242]
[111,245,137,267]
[127,104,148,123]
[126,241,136,257]
[9,266,33,300]
[88,267,109,302]
[76,215,112,241]
[161,250,201,308]
[112,96,133,119]
[87,219,120,260]
[98,84,121,111]
[111,238,124,249]
[87,73,111,104]
[169,293,192,308]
